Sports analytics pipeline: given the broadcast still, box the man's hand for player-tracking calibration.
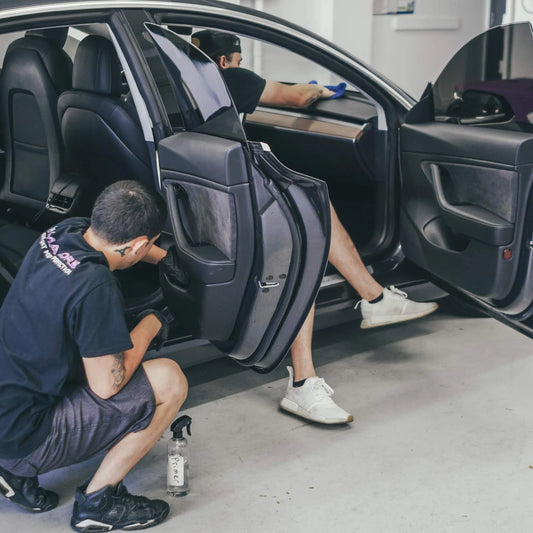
[159,246,189,286]
[136,308,171,351]
[318,86,335,98]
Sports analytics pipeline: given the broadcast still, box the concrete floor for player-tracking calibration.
[3,309,533,532]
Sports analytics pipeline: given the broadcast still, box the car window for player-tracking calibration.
[124,10,184,131]
[433,22,533,132]
[237,36,341,87]
[144,23,246,142]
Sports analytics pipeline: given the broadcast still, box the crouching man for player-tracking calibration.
[0,180,187,531]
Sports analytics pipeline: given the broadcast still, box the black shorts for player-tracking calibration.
[0,365,156,477]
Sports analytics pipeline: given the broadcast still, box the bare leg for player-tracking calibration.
[290,304,317,381]
[290,202,382,379]
[86,358,187,493]
[328,201,382,301]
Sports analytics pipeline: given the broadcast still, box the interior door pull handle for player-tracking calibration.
[426,163,513,246]
[258,280,280,289]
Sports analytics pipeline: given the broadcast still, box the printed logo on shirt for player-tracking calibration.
[40,227,80,276]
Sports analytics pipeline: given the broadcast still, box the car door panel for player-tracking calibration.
[401,123,533,301]
[158,133,254,341]
[158,134,330,371]
[400,23,533,317]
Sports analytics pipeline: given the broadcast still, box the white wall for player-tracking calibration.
[241,0,491,99]
[372,0,491,98]
[504,0,533,23]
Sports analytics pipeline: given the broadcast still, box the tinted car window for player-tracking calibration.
[145,23,246,142]
[433,22,533,132]
[125,9,184,130]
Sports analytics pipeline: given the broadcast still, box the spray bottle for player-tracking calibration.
[167,415,192,496]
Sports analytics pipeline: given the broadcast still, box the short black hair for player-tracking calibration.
[90,180,167,244]
[191,30,241,62]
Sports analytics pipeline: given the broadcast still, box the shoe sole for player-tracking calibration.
[71,505,170,532]
[280,398,354,425]
[360,303,438,329]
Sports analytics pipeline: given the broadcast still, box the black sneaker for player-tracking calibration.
[71,481,170,532]
[0,465,58,512]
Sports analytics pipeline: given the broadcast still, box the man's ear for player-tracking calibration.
[130,236,150,255]
[218,55,228,69]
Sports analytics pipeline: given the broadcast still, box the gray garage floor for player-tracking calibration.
[3,309,533,533]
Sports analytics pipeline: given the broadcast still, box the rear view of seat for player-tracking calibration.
[0,27,72,275]
[58,35,152,194]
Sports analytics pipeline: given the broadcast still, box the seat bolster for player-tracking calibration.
[0,224,41,276]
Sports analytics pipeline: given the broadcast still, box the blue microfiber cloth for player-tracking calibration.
[309,80,347,99]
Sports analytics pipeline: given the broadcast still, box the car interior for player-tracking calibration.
[0,23,164,315]
[0,15,392,334]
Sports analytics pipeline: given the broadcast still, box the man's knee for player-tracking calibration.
[143,358,188,407]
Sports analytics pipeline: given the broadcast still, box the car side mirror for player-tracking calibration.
[446,89,514,125]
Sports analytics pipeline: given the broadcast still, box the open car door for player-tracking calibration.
[400,22,533,333]
[143,24,330,372]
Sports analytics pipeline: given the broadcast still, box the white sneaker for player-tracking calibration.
[357,286,438,329]
[280,367,354,424]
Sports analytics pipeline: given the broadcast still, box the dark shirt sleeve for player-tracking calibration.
[69,281,133,358]
[222,67,266,114]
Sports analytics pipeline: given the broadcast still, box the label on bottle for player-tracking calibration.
[167,454,185,487]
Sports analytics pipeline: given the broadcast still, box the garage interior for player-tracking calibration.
[1,1,533,532]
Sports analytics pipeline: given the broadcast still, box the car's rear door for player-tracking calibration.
[400,22,533,331]
[140,23,330,372]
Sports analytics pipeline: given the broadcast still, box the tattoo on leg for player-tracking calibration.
[114,246,130,257]
[111,352,126,391]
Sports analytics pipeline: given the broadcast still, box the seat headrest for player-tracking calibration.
[25,27,69,48]
[72,35,121,96]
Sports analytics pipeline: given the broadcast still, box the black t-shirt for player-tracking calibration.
[0,218,133,459]
[221,67,266,114]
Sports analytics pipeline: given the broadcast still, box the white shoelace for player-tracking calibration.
[388,286,408,299]
[311,378,334,400]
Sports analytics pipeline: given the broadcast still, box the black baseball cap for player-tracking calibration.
[191,30,241,60]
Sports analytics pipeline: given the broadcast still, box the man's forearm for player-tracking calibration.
[143,244,167,264]
[83,314,162,399]
[260,80,334,109]
[113,315,162,393]
[291,83,328,107]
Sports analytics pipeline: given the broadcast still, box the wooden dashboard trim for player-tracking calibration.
[245,109,364,140]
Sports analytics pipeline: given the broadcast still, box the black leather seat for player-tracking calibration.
[0,27,72,275]
[58,35,152,196]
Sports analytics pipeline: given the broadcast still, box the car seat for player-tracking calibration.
[58,35,152,197]
[0,27,72,275]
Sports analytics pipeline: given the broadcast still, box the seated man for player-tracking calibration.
[0,180,187,532]
[193,30,438,425]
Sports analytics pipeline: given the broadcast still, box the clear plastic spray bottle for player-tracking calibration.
[167,415,192,496]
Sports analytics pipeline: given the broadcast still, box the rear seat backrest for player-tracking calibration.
[0,28,72,277]
[58,35,152,196]
[0,27,72,214]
